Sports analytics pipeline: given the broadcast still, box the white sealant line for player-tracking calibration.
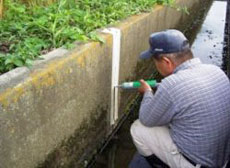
[102,28,121,126]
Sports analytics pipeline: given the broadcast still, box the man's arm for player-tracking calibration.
[138,80,174,127]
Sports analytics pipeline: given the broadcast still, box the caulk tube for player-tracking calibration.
[117,80,158,89]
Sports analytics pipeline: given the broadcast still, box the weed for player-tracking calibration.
[0,0,174,73]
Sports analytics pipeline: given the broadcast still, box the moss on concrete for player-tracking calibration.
[37,106,108,168]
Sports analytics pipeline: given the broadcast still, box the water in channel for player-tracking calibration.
[91,1,227,168]
[192,1,227,67]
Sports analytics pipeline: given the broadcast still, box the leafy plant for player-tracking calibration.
[19,0,56,6]
[0,0,174,74]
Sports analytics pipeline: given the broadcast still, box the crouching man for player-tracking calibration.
[130,29,230,168]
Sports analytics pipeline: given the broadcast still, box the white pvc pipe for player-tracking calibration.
[103,28,121,126]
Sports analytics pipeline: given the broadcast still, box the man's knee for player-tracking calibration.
[130,120,153,156]
[130,119,143,139]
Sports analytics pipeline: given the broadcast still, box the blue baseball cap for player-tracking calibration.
[140,29,190,59]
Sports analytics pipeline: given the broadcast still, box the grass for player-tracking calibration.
[0,0,174,74]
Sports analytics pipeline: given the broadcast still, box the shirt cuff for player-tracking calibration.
[144,90,153,97]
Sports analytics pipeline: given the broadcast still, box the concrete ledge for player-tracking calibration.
[0,0,211,167]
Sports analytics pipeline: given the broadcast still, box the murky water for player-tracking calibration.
[91,1,227,168]
[192,1,227,67]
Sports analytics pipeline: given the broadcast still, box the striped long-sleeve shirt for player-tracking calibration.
[139,58,230,167]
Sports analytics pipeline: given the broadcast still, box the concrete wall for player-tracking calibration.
[0,0,212,167]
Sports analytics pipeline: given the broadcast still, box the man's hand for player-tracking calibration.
[138,79,152,94]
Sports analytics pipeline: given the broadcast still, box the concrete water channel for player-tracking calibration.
[91,1,228,168]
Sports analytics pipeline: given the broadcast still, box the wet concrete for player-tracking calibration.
[92,1,228,168]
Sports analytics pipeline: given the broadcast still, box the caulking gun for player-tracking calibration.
[115,80,158,89]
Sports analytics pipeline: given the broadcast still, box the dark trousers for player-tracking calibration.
[129,152,169,168]
[145,154,170,168]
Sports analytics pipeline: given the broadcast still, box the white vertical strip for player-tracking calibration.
[103,28,121,126]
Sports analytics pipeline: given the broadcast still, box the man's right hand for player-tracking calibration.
[138,79,152,94]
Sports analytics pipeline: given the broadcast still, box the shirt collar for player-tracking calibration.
[173,58,201,73]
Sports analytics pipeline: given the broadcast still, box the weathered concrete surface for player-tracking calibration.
[0,0,212,167]
[0,42,113,168]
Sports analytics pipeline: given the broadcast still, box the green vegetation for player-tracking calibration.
[18,0,56,6]
[0,0,174,73]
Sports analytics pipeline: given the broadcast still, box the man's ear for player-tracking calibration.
[162,56,173,66]
[161,56,175,71]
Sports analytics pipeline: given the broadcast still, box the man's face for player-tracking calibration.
[153,56,175,77]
